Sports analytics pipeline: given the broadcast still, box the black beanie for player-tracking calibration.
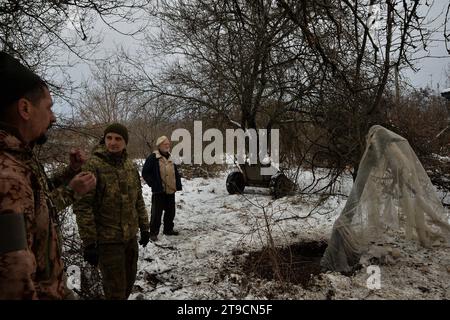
[104,123,129,144]
[0,52,45,109]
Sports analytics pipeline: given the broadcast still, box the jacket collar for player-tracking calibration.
[0,122,32,157]
[154,150,172,161]
[93,144,128,166]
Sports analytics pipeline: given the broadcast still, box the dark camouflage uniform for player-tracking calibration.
[73,144,149,299]
[0,126,78,299]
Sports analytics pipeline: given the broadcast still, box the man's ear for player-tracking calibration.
[16,98,33,121]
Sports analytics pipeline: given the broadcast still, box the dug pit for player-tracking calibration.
[242,240,328,288]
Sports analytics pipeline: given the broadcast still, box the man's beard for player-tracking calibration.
[34,123,53,145]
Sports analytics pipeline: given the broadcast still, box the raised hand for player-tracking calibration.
[69,172,96,195]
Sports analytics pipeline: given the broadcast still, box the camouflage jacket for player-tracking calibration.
[0,126,78,300]
[73,145,149,246]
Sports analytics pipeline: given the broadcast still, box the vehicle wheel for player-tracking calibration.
[226,171,245,194]
[270,173,294,199]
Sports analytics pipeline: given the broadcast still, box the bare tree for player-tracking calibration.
[0,0,152,96]
[274,0,441,181]
[76,60,137,124]
[119,0,441,190]
[71,58,179,158]
[123,0,319,132]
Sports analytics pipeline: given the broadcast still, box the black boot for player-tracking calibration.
[163,230,179,236]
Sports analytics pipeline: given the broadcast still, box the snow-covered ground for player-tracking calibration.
[123,172,450,300]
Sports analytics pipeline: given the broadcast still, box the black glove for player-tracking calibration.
[139,231,151,247]
[83,243,99,267]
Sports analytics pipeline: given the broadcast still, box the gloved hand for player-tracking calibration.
[83,243,99,267]
[139,231,151,247]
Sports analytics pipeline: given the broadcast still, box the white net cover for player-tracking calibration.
[321,125,450,272]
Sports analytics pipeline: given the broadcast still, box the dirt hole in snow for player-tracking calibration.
[242,240,327,288]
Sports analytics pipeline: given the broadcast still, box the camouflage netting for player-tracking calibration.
[321,125,450,272]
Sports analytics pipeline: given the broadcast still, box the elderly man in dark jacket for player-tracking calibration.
[142,136,182,241]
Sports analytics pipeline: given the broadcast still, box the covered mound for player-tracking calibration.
[321,125,450,272]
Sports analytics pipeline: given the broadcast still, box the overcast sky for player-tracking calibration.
[402,1,450,91]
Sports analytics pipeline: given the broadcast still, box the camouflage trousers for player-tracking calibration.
[98,238,138,300]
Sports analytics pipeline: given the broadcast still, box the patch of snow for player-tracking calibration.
[61,168,450,300]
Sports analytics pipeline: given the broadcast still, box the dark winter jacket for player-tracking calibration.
[142,150,182,194]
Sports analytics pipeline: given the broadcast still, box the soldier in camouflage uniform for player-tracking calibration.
[73,123,150,300]
[0,52,97,299]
